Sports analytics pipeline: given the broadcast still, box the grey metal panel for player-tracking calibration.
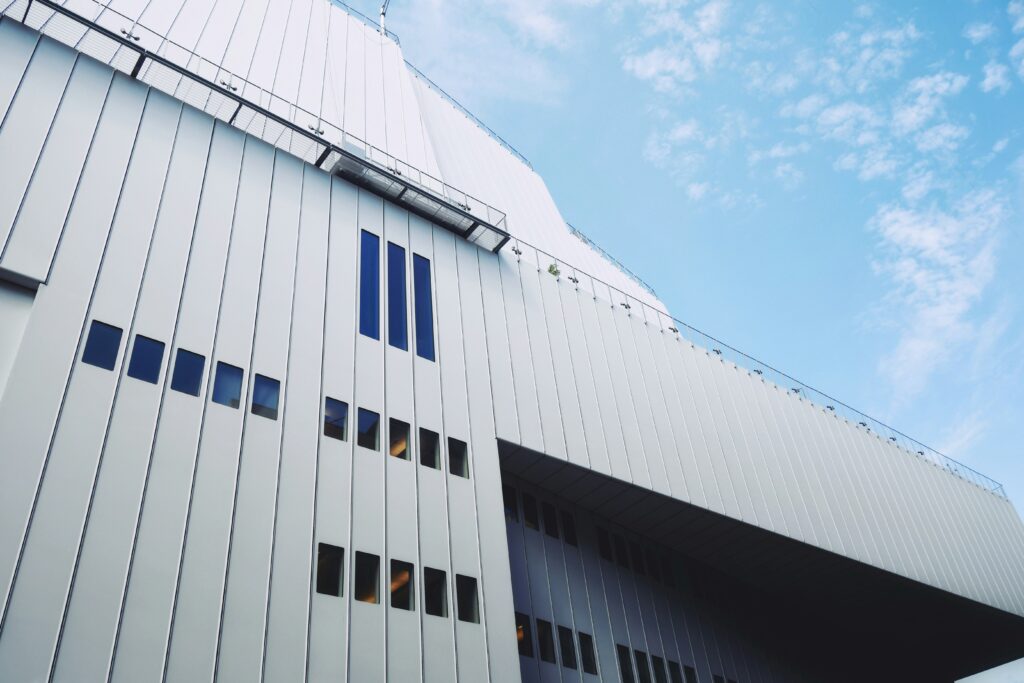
[499,248,544,453]
[0,281,33,397]
[642,325,695,505]
[479,252,520,444]
[0,19,39,122]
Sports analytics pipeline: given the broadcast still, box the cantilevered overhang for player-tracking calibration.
[4,0,511,254]
[500,440,1024,682]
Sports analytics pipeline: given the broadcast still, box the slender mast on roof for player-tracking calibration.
[379,0,391,35]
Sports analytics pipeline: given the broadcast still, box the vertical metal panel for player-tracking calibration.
[479,252,520,444]
[500,248,544,453]
[0,19,39,122]
[641,324,694,504]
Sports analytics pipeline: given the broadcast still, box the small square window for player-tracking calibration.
[579,632,598,675]
[170,348,205,396]
[597,527,613,561]
[324,397,349,440]
[635,650,652,683]
[423,567,447,617]
[561,511,578,547]
[448,437,469,478]
[536,619,556,663]
[712,676,725,683]
[558,625,577,670]
[389,419,410,459]
[614,535,630,569]
[455,574,479,623]
[126,335,163,383]
[357,408,380,450]
[630,541,646,576]
[522,493,539,531]
[211,362,243,408]
[515,612,533,657]
[542,502,559,539]
[251,374,280,420]
[354,551,380,604]
[419,428,439,468]
[503,485,519,522]
[728,679,738,683]
[682,664,698,683]
[617,645,635,683]
[316,543,344,597]
[653,655,668,683]
[669,661,685,683]
[390,559,414,610]
[82,321,123,371]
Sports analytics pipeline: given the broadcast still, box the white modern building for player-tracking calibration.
[1,1,1023,681]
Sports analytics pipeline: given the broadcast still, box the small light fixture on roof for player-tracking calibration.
[826,405,835,411]
[712,348,722,355]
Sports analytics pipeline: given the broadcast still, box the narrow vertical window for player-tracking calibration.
[448,437,469,478]
[617,645,635,683]
[630,541,646,576]
[126,335,164,383]
[455,574,479,623]
[682,665,698,683]
[387,241,408,350]
[614,535,630,569]
[389,418,410,459]
[170,348,205,396]
[515,612,533,657]
[211,362,243,407]
[662,556,675,588]
[579,632,598,675]
[82,320,123,370]
[536,619,556,663]
[353,551,380,604]
[357,408,380,450]
[558,626,577,670]
[503,485,519,522]
[412,253,434,361]
[522,493,540,531]
[359,230,380,340]
[316,543,344,597]
[561,511,578,546]
[597,527,614,561]
[324,397,349,440]
[668,662,684,683]
[635,650,652,683]
[251,374,280,420]
[646,548,662,583]
[712,676,725,683]
[652,655,668,683]
[419,428,439,468]
[423,567,447,617]
[390,559,414,610]
[542,502,559,539]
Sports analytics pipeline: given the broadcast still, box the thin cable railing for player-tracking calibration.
[567,222,659,299]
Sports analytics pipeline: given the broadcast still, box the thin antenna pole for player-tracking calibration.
[379,0,390,35]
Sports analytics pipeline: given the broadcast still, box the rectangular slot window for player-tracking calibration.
[387,241,408,350]
[652,655,668,683]
[412,254,435,361]
[170,348,205,396]
[712,676,725,683]
[359,230,380,340]
[357,408,380,450]
[324,397,349,440]
[614,535,630,569]
[353,551,380,604]
[597,527,613,561]
[541,502,559,539]
[630,541,646,576]
[668,662,684,683]
[617,645,635,683]
[389,418,410,459]
[423,567,447,617]
[536,619,556,663]
[635,650,652,683]
[211,361,243,408]
[82,320,123,371]
[503,485,519,522]
[251,374,280,420]
[558,625,577,670]
[579,632,598,675]
[515,612,533,657]
[683,665,698,683]
[455,574,479,623]
[419,428,439,468]
[316,543,344,597]
[448,437,469,478]
[647,548,662,583]
[662,557,675,588]
[390,559,414,610]
[126,335,164,383]
[728,679,738,683]
[522,493,539,531]
[561,511,578,546]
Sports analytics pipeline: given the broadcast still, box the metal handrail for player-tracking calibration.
[567,223,659,298]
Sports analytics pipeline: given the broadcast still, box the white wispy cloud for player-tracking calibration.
[773,161,804,189]
[963,22,996,44]
[891,71,969,135]
[915,123,969,153]
[981,61,1012,94]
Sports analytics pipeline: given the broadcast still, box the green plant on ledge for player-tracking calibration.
[547,263,561,277]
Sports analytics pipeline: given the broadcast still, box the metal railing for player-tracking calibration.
[567,223,659,299]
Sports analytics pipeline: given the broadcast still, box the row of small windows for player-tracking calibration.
[503,484,578,546]
[315,543,479,622]
[597,526,676,588]
[617,644,698,683]
[515,612,598,675]
[359,230,435,362]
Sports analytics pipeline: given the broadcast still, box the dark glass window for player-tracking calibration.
[558,625,577,670]
[728,679,738,683]
[647,548,662,583]
[390,559,414,610]
[412,254,434,361]
[542,502,559,539]
[579,632,598,675]
[635,650,652,683]
[683,665,698,683]
[316,543,344,597]
[423,567,447,617]
[561,511,578,547]
[618,645,635,683]
[536,619,556,663]
[170,348,205,396]
[126,335,164,383]
[387,241,408,350]
[324,397,349,440]
[503,485,519,522]
[211,361,243,407]
[419,428,439,469]
[448,437,469,478]
[251,374,280,420]
[353,551,379,604]
[614,535,630,569]
[662,556,675,588]
[515,612,533,657]
[389,418,410,459]
[359,230,380,340]
[630,541,646,576]
[455,574,479,623]
[597,527,613,561]
[712,676,725,683]
[522,493,539,531]
[668,661,684,683]
[82,320,123,371]
[653,655,668,683]
[357,408,380,450]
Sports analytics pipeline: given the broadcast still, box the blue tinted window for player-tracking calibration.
[324,397,349,440]
[252,374,280,420]
[170,348,205,396]
[387,242,407,350]
[126,335,163,382]
[212,362,243,408]
[82,320,123,371]
[413,254,434,361]
[357,408,380,450]
[359,230,380,340]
